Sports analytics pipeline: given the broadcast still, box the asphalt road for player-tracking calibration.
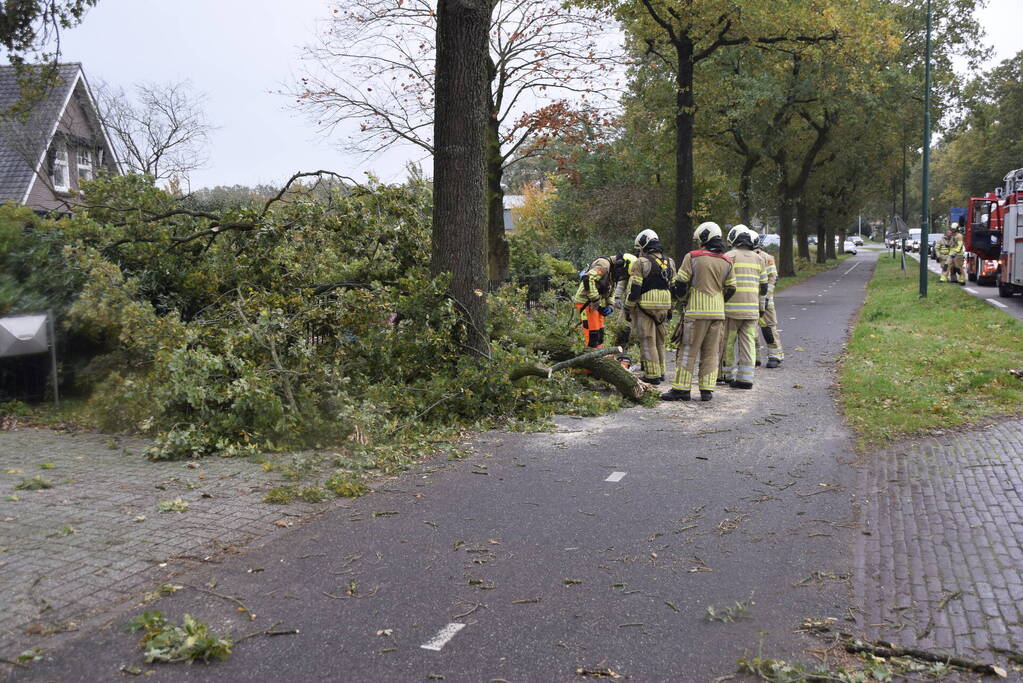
[901,246,1023,324]
[14,252,878,683]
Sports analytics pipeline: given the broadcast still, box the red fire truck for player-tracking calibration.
[996,168,1023,298]
[964,193,1002,285]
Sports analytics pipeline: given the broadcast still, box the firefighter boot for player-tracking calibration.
[700,390,713,402]
[730,380,753,390]
[766,358,781,368]
[661,388,691,401]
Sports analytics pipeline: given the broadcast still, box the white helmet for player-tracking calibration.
[727,224,754,247]
[694,221,722,246]
[634,229,659,250]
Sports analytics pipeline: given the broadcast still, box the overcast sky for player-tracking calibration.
[58,0,1022,191]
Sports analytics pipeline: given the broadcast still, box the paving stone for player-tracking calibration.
[857,419,1023,667]
[0,427,342,658]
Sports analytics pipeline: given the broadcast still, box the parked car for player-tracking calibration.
[906,229,921,252]
[759,234,780,247]
[927,233,942,259]
[850,235,864,246]
[807,236,817,245]
[843,240,858,255]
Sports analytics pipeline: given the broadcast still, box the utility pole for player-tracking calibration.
[919,0,932,297]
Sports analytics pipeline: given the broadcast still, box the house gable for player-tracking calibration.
[0,64,120,213]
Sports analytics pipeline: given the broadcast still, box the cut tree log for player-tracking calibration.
[509,346,648,402]
[844,640,1007,677]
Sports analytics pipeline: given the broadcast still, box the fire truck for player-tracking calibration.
[963,194,1002,286]
[996,168,1023,298]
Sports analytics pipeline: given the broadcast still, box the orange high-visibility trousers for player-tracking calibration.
[576,303,605,348]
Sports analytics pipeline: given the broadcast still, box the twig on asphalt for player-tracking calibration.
[184,584,255,620]
[453,601,483,619]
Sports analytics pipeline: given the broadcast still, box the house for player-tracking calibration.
[503,194,526,232]
[0,63,119,213]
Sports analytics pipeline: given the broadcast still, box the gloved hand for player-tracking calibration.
[598,305,614,317]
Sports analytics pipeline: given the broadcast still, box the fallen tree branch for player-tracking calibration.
[509,346,648,402]
[844,639,1006,676]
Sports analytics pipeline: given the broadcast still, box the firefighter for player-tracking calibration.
[935,229,953,282]
[753,235,783,368]
[625,229,675,384]
[573,253,636,348]
[948,225,966,285]
[661,222,736,402]
[718,225,768,389]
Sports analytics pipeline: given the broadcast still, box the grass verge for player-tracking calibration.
[840,254,1023,449]
[775,254,852,293]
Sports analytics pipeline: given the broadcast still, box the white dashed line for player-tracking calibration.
[987,299,1009,309]
[965,287,979,294]
[844,263,860,275]
[605,471,627,482]
[421,623,466,651]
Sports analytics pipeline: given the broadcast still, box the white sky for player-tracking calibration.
[58,0,1023,191]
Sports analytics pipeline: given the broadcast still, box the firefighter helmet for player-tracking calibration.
[611,252,637,280]
[727,224,754,247]
[634,229,659,250]
[694,222,722,246]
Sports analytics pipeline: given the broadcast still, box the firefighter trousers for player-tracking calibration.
[575,303,605,348]
[671,318,723,392]
[949,255,965,283]
[759,300,783,361]
[632,308,667,380]
[720,318,757,384]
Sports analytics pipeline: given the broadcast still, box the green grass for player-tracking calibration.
[840,255,1023,449]
[774,254,852,293]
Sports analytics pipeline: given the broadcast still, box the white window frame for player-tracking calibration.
[76,147,93,184]
[51,143,69,193]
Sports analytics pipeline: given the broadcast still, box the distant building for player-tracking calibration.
[503,194,526,232]
[0,63,119,213]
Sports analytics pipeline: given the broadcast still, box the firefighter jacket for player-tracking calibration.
[950,234,965,256]
[625,252,676,315]
[936,237,952,258]
[672,250,735,320]
[573,257,614,308]
[724,248,768,320]
[754,248,778,296]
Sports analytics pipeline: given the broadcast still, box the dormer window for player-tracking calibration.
[51,143,69,192]
[77,148,93,183]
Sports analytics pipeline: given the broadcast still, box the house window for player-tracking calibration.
[77,148,93,183]
[51,144,69,192]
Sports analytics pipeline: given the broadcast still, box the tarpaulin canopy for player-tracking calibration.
[0,314,50,358]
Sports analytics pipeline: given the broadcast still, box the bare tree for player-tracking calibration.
[95,80,213,183]
[295,0,623,281]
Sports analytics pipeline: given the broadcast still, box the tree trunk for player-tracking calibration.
[739,155,757,226]
[432,0,492,358]
[825,218,837,260]
[674,40,696,261]
[777,189,796,277]
[486,115,509,284]
[815,204,827,264]
[796,197,810,260]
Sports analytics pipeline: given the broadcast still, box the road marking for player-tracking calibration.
[965,287,979,294]
[844,263,860,275]
[987,299,1009,309]
[421,623,466,651]
[605,471,627,482]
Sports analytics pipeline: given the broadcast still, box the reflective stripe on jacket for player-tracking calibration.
[724,249,767,319]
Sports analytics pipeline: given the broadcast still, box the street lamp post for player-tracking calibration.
[919,0,932,297]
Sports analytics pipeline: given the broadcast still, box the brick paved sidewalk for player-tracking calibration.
[855,418,1023,668]
[0,427,335,662]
